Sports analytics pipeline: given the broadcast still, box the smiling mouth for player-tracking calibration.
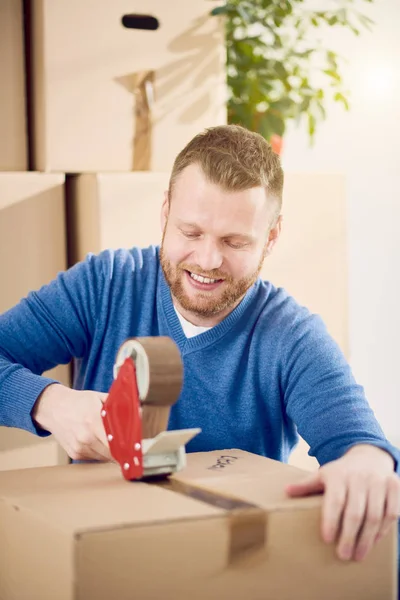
[188,271,223,284]
[184,270,224,288]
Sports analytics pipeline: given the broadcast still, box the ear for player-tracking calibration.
[160,190,169,233]
[266,215,282,254]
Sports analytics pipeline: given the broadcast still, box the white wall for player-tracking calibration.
[281,0,400,446]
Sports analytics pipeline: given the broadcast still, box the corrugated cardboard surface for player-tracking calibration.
[265,172,348,357]
[0,450,396,599]
[28,0,226,172]
[0,0,28,170]
[66,172,169,265]
[0,173,70,470]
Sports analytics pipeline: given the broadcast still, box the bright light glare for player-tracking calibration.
[362,64,396,98]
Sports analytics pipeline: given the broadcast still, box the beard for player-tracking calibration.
[160,242,267,319]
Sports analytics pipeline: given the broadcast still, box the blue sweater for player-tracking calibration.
[0,246,398,467]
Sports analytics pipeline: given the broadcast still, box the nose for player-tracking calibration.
[194,237,223,273]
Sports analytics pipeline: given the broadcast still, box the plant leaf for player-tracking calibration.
[308,113,316,138]
[237,4,251,22]
[323,69,341,82]
[210,5,230,16]
[334,91,350,110]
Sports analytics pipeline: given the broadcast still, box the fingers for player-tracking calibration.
[71,443,109,462]
[89,433,112,461]
[309,449,400,563]
[353,482,386,561]
[286,473,325,497]
[376,476,400,542]
[67,393,112,461]
[93,411,111,448]
[336,480,367,560]
[67,434,111,462]
[322,474,400,562]
[322,478,347,544]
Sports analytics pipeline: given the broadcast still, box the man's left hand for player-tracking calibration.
[285,444,400,561]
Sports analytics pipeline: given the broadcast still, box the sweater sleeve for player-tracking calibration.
[0,252,105,435]
[281,312,400,473]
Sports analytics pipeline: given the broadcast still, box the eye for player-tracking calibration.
[181,230,200,239]
[225,240,248,249]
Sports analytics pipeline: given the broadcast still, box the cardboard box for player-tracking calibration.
[0,0,28,170]
[0,449,396,599]
[66,172,169,265]
[266,172,348,357]
[0,173,70,469]
[0,435,67,472]
[28,0,226,172]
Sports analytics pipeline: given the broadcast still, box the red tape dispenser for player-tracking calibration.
[101,337,200,481]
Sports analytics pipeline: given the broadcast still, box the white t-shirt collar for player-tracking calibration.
[174,306,213,338]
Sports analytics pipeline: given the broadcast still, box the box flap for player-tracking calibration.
[174,449,322,511]
[0,461,223,535]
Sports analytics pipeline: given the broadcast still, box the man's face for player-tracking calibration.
[160,163,281,325]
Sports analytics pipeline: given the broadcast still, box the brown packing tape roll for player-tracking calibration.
[141,405,171,440]
[132,336,183,407]
[158,479,267,565]
[139,336,181,438]
[114,336,182,438]
[141,337,183,406]
[115,336,183,406]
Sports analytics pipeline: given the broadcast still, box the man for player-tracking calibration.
[0,125,399,567]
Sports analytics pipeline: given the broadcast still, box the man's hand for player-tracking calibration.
[32,383,112,461]
[285,444,400,562]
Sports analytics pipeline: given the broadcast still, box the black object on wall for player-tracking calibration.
[121,14,160,31]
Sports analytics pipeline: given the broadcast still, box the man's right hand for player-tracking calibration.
[32,383,112,461]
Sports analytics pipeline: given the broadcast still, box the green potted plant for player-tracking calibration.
[211,0,373,152]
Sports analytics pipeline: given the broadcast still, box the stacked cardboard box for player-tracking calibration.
[28,0,227,172]
[0,174,70,470]
[0,0,28,171]
[0,0,70,469]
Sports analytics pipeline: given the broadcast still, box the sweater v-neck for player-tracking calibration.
[157,265,259,355]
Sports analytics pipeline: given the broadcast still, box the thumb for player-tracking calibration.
[285,472,325,497]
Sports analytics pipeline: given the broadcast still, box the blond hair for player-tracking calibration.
[169,125,284,213]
